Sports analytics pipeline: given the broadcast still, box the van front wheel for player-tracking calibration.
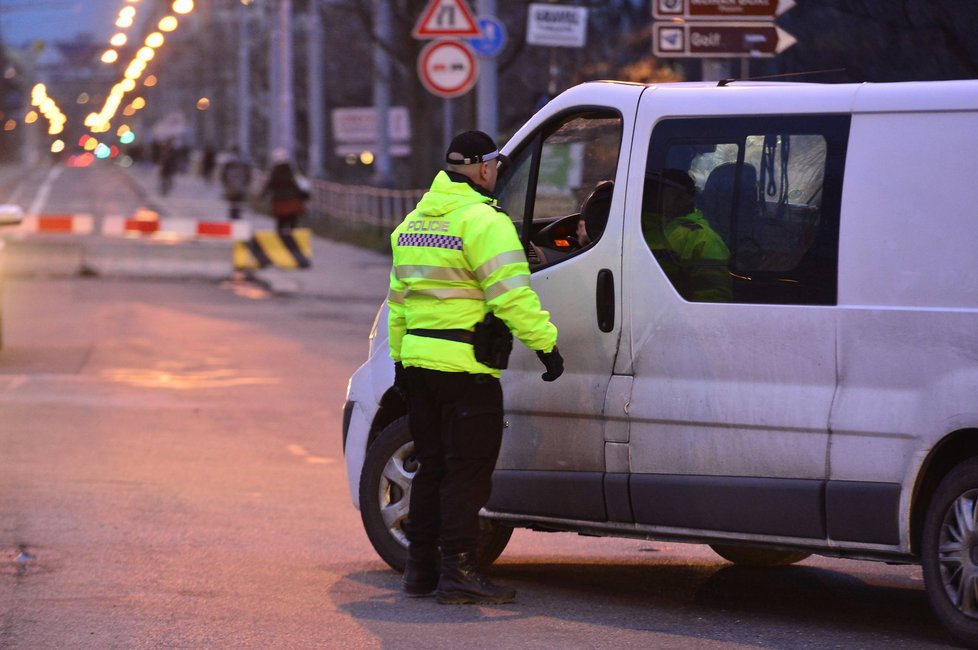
[358,416,513,573]
[922,458,978,649]
[709,544,810,567]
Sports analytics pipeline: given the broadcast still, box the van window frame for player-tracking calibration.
[495,107,624,270]
[646,113,851,306]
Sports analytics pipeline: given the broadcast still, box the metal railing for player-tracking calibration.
[307,178,424,232]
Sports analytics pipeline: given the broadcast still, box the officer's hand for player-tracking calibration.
[536,347,564,382]
[394,362,407,392]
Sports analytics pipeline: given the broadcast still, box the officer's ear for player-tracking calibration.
[479,161,494,183]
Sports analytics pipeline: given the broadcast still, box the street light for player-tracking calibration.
[172,0,194,15]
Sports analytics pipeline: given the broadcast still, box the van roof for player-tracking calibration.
[570,79,978,113]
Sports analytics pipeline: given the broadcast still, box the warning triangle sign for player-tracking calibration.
[412,0,481,39]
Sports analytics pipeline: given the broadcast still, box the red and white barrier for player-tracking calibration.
[101,216,252,241]
[19,214,95,235]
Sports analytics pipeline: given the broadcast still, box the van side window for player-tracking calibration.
[642,115,850,305]
[496,111,622,269]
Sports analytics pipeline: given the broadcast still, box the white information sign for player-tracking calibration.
[331,106,412,157]
[526,3,588,48]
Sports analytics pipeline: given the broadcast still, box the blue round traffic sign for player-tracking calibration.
[467,16,507,58]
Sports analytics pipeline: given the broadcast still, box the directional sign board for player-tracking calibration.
[418,40,479,98]
[654,21,796,58]
[413,0,481,39]
[654,0,796,20]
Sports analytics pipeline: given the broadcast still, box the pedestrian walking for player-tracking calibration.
[200,144,217,183]
[158,141,179,196]
[261,148,309,235]
[219,146,252,220]
[388,130,565,605]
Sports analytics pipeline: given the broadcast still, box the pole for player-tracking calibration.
[701,58,731,82]
[475,0,498,140]
[268,1,280,157]
[307,0,324,177]
[372,0,393,186]
[443,99,453,151]
[277,0,295,160]
[237,0,251,157]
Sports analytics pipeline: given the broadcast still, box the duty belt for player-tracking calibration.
[407,328,474,345]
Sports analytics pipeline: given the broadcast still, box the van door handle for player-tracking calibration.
[596,268,615,333]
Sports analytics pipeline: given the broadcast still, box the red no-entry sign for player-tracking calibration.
[417,40,479,98]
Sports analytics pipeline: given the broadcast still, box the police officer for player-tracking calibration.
[388,131,564,605]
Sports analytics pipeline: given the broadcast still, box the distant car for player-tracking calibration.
[0,204,24,349]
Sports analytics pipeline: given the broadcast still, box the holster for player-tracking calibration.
[472,312,513,370]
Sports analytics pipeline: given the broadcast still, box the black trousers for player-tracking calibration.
[403,366,503,555]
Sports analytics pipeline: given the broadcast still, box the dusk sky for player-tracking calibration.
[1,0,128,49]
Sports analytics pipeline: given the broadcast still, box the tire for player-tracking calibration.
[922,457,978,649]
[358,416,513,573]
[710,544,810,567]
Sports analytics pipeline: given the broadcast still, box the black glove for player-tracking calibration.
[536,347,564,382]
[394,362,407,392]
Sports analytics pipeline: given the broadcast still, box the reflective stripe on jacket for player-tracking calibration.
[388,171,558,376]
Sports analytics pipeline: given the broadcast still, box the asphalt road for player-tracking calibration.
[0,274,960,650]
[0,162,963,649]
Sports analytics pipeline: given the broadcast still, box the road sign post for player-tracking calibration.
[651,0,797,81]
[412,0,484,149]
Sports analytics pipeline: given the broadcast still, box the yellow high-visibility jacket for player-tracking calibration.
[643,208,732,303]
[388,171,557,377]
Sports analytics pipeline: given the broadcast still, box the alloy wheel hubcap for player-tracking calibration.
[377,441,417,547]
[938,489,978,619]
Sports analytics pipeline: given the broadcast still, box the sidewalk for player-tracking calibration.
[123,164,392,304]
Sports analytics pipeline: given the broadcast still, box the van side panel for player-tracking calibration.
[838,111,978,309]
[832,110,978,548]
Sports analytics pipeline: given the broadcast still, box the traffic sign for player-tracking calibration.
[413,0,481,39]
[653,0,796,20]
[417,40,479,98]
[653,21,796,58]
[468,16,507,58]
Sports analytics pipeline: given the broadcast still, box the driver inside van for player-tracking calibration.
[641,168,732,303]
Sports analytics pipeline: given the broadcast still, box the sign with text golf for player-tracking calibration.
[654,21,796,57]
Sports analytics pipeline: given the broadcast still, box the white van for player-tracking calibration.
[342,79,978,646]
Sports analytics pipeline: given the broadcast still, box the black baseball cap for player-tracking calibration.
[446,130,505,165]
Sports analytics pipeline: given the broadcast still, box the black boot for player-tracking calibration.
[402,544,439,597]
[435,552,516,605]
